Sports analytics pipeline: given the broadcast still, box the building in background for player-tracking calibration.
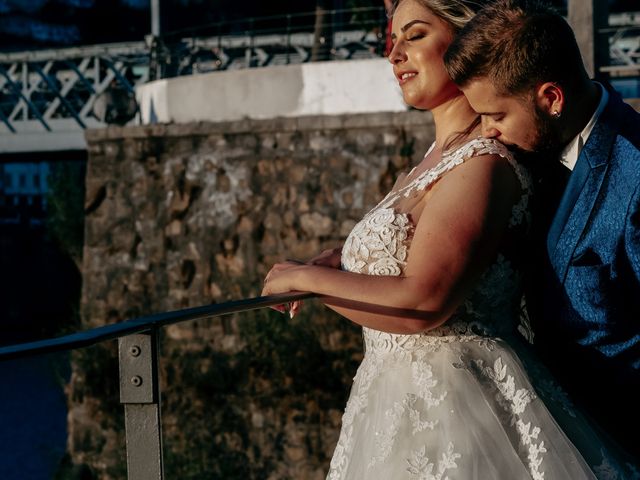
[0,162,50,225]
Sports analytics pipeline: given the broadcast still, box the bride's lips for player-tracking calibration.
[396,71,418,86]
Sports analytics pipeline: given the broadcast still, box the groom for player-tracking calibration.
[444,0,640,457]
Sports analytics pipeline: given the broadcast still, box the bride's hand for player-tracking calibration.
[262,247,341,317]
[262,261,306,316]
[307,247,342,269]
[285,248,341,317]
[287,248,341,316]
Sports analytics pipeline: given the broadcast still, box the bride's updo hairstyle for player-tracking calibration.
[388,0,490,32]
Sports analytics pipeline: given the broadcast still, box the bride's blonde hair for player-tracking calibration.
[388,0,487,32]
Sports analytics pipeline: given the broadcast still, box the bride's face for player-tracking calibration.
[388,0,460,111]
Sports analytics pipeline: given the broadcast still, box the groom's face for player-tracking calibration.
[461,78,560,153]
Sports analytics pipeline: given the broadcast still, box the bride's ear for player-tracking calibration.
[535,82,565,118]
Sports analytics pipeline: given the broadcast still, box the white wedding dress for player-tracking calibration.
[327,138,636,480]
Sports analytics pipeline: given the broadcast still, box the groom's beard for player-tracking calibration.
[510,105,564,163]
[530,105,564,157]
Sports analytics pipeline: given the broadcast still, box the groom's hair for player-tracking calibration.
[443,0,588,96]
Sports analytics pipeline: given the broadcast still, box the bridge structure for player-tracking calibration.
[0,7,387,154]
[0,7,638,155]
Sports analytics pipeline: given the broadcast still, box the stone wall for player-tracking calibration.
[70,111,435,479]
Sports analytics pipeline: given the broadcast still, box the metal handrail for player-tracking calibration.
[0,291,315,361]
[0,290,317,479]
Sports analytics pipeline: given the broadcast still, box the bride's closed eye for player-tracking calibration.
[406,30,427,41]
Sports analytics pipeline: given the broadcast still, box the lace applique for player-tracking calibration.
[591,448,640,480]
[460,253,521,335]
[454,356,546,480]
[341,209,413,275]
[517,295,536,344]
[626,462,640,479]
[368,361,447,468]
[363,324,495,355]
[406,442,461,480]
[525,360,577,419]
[593,451,623,480]
[536,378,577,418]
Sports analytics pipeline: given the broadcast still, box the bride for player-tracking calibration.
[263,0,632,478]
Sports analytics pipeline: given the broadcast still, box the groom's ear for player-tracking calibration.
[534,82,565,117]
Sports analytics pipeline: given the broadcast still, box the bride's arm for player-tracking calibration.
[262,153,521,333]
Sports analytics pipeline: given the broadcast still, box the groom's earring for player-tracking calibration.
[552,110,561,119]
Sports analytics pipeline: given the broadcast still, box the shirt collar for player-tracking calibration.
[559,82,608,171]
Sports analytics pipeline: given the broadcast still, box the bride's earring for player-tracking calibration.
[552,110,561,119]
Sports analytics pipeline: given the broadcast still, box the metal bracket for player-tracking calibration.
[118,331,164,480]
[119,333,158,404]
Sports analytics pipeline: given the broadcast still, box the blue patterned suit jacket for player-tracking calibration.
[534,88,640,456]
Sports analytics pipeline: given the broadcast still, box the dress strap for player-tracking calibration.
[408,137,523,195]
[374,138,531,227]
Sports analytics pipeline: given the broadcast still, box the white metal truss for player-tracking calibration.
[0,42,150,153]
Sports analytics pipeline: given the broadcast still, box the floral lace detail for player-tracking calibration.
[517,295,536,344]
[363,324,497,356]
[524,360,578,419]
[341,209,413,275]
[454,356,546,480]
[406,442,461,480]
[368,361,447,468]
[594,452,622,480]
[591,450,640,480]
[459,253,521,336]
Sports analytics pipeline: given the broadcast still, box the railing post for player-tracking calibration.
[119,330,164,480]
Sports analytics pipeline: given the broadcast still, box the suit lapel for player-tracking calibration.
[547,119,616,282]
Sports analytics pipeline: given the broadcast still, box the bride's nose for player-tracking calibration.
[388,40,407,65]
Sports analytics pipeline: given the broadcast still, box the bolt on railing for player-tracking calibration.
[0,291,315,480]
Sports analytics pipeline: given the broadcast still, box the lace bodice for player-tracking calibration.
[341,138,532,350]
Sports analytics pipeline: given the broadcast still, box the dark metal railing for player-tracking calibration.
[0,291,315,480]
[162,6,386,41]
[150,6,388,78]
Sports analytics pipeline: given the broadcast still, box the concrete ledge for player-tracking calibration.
[135,58,408,124]
[85,110,433,142]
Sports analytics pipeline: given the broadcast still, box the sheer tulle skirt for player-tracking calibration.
[326,334,631,480]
